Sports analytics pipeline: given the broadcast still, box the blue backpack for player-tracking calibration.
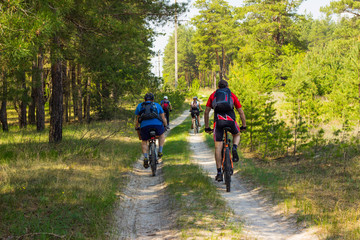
[138,102,162,123]
[212,88,234,112]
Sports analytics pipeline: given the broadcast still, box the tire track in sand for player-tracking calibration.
[188,118,320,240]
[110,110,189,240]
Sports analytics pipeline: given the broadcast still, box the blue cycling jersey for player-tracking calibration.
[135,101,164,128]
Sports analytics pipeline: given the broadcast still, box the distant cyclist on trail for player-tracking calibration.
[135,93,168,168]
[204,80,247,182]
[190,96,203,129]
[160,96,172,126]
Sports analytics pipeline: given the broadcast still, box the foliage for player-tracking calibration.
[163,24,198,88]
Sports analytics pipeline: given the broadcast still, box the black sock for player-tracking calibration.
[233,144,238,150]
[217,168,222,174]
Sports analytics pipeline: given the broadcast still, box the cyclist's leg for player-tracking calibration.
[165,110,170,125]
[141,140,149,154]
[155,125,166,157]
[233,133,240,145]
[214,142,223,168]
[232,121,241,145]
[140,126,151,168]
[214,121,224,168]
[140,126,151,155]
[191,111,195,128]
[196,111,201,126]
[229,121,241,162]
[158,133,165,147]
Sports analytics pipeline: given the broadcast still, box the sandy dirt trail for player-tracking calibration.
[189,118,320,240]
[110,110,189,240]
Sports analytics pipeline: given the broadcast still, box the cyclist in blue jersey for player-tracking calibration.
[135,93,168,168]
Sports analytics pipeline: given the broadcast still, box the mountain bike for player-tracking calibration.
[222,127,233,192]
[148,129,158,176]
[192,110,202,134]
[194,115,199,134]
[207,126,233,192]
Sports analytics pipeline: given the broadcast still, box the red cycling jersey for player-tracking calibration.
[206,89,242,122]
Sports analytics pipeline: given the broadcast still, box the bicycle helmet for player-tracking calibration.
[144,93,154,101]
[164,96,168,99]
[193,96,198,99]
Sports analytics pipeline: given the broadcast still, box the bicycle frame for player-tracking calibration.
[148,130,158,176]
[222,127,233,192]
[222,129,233,169]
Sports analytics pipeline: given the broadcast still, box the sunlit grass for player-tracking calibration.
[235,147,360,239]
[0,120,139,239]
[202,111,360,239]
[163,117,243,239]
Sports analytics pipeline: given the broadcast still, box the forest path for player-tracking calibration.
[188,118,320,240]
[110,110,189,240]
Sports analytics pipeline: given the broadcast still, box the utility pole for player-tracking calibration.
[158,50,161,77]
[174,0,178,88]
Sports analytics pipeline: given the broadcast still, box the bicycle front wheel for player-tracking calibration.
[224,147,231,192]
[149,142,157,176]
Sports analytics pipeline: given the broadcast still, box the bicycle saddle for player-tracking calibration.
[224,127,232,131]
[149,128,157,137]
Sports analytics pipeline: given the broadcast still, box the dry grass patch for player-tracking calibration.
[0,120,139,239]
[237,145,360,239]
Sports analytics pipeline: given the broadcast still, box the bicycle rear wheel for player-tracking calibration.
[149,142,157,176]
[194,119,198,134]
[224,147,231,192]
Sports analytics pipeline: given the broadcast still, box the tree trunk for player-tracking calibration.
[71,62,78,120]
[29,60,38,125]
[250,100,254,152]
[0,70,8,132]
[63,61,69,122]
[18,71,27,128]
[293,97,300,157]
[212,71,217,89]
[77,63,82,123]
[222,47,227,80]
[215,48,223,81]
[49,35,63,143]
[36,47,45,131]
[95,81,101,114]
[85,77,91,123]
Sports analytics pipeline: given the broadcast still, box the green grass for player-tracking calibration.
[205,127,360,238]
[0,120,139,239]
[205,129,360,239]
[163,117,243,239]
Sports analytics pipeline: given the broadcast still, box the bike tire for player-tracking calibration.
[194,119,198,134]
[224,147,231,192]
[149,142,157,176]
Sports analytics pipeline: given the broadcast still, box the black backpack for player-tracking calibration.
[138,102,162,123]
[212,88,234,112]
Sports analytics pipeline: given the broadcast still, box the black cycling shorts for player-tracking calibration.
[213,120,240,142]
[191,109,199,118]
[140,125,165,141]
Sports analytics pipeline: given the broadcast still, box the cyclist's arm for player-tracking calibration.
[160,113,167,127]
[236,108,246,127]
[135,115,140,129]
[204,106,211,128]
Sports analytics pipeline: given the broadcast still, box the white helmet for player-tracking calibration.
[164,96,168,99]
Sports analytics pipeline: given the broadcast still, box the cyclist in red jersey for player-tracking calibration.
[204,80,246,182]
